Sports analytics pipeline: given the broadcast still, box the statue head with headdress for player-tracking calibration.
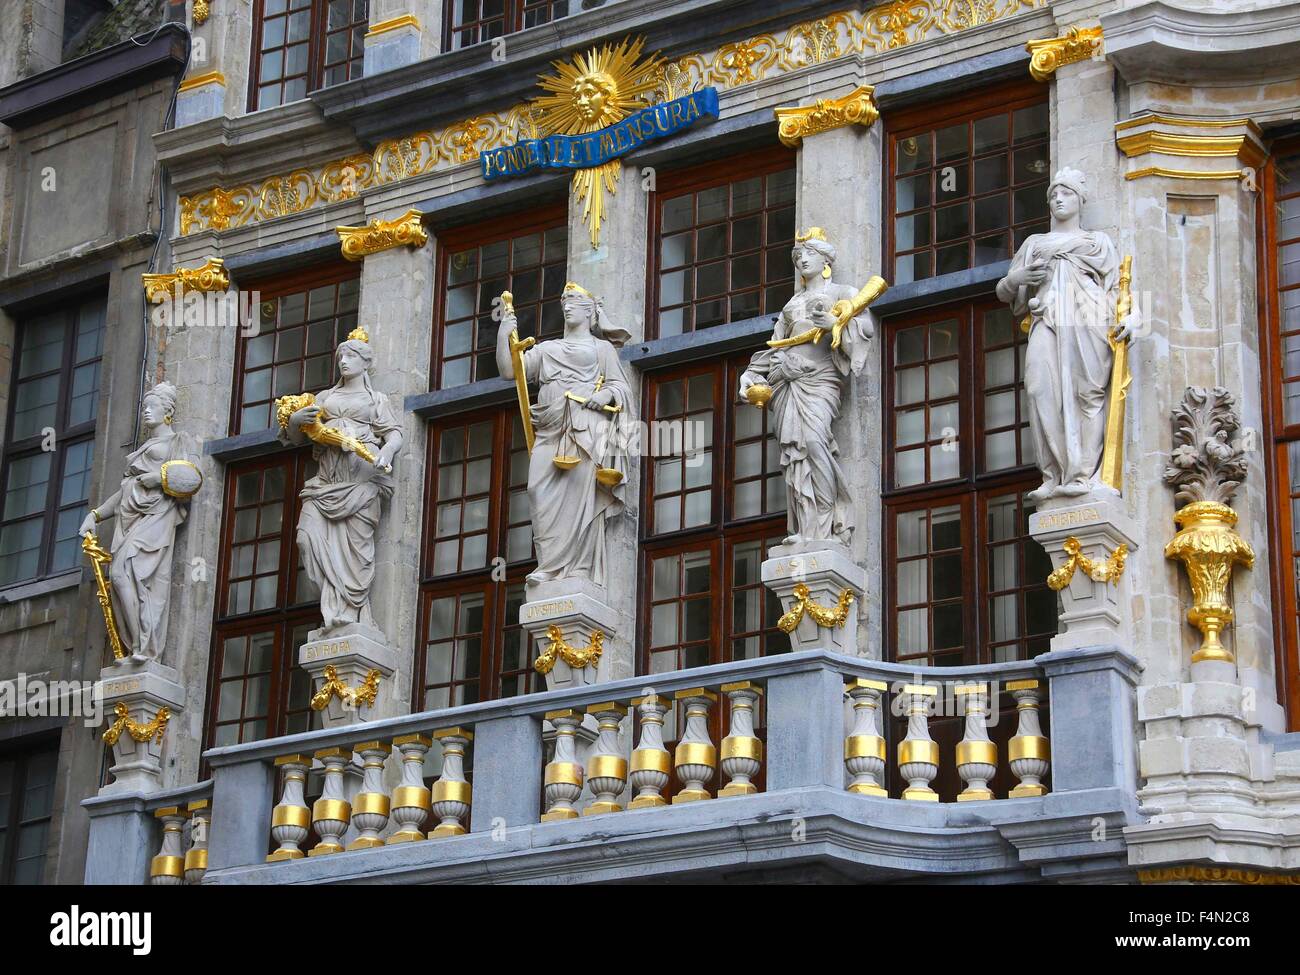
[792,227,837,288]
[336,325,375,382]
[142,381,179,429]
[1047,167,1087,222]
[560,282,632,348]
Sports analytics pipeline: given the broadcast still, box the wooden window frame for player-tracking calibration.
[230,261,359,436]
[442,0,572,52]
[430,205,568,391]
[645,146,798,340]
[0,295,105,587]
[881,297,1050,667]
[248,0,369,113]
[204,450,320,752]
[637,356,789,675]
[884,82,1050,287]
[415,408,541,709]
[1260,136,1300,729]
[0,735,59,885]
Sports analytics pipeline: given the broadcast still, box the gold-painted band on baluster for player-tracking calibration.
[720,737,763,761]
[898,740,940,766]
[431,780,473,804]
[586,755,629,781]
[150,855,184,879]
[844,735,887,760]
[352,792,391,817]
[956,741,998,767]
[184,848,208,872]
[544,762,584,786]
[311,798,351,823]
[1008,736,1050,761]
[631,749,672,773]
[674,742,717,768]
[391,785,432,810]
[271,805,311,829]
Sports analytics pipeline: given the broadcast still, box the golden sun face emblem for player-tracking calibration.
[532,37,664,249]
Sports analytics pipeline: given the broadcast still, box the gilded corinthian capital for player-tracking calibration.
[336,209,429,260]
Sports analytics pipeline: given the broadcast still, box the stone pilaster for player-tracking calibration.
[177,0,254,125]
[364,1,443,72]
[794,119,884,658]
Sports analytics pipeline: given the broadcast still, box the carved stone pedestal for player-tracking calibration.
[1028,495,1138,652]
[298,624,402,728]
[521,579,618,691]
[761,542,865,655]
[96,659,185,795]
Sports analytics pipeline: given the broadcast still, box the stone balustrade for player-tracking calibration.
[83,646,1143,883]
[83,780,213,885]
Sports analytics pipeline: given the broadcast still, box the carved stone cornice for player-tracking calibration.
[775,85,878,148]
[1138,865,1300,886]
[1026,25,1103,82]
[335,209,429,261]
[1116,114,1268,182]
[142,257,230,303]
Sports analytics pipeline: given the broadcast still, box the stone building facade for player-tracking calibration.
[1,0,1298,884]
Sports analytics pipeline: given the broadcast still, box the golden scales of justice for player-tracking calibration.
[743,274,890,408]
[504,290,624,488]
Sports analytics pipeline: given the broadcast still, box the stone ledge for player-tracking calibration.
[202,785,1137,885]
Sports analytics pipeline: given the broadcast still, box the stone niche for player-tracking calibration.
[19,123,116,265]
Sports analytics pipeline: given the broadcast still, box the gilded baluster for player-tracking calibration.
[184,800,210,883]
[308,746,352,856]
[719,682,764,797]
[430,727,473,836]
[387,734,432,843]
[898,684,940,801]
[267,753,312,862]
[348,740,392,849]
[844,678,888,797]
[628,694,672,809]
[584,703,629,815]
[542,709,584,821]
[955,683,997,801]
[673,688,718,803]
[1007,680,1051,798]
[149,807,186,885]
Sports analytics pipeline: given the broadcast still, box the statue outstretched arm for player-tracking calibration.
[79,490,122,535]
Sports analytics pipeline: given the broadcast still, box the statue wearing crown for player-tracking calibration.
[496,282,633,588]
[996,167,1139,501]
[278,326,404,636]
[739,228,887,547]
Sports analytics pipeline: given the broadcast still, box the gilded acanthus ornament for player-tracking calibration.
[142,257,230,303]
[533,625,605,675]
[775,85,879,148]
[1026,25,1104,83]
[309,664,381,711]
[336,209,428,260]
[192,0,211,26]
[777,583,855,633]
[102,702,171,747]
[1163,387,1256,665]
[1046,536,1128,591]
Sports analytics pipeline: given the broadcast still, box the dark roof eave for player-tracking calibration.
[0,22,188,130]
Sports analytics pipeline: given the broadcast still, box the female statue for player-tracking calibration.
[496,282,632,586]
[279,327,403,635]
[738,228,884,547]
[79,382,202,660]
[995,168,1137,500]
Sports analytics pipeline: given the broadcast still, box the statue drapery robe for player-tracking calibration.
[996,230,1119,492]
[742,285,871,545]
[520,335,632,584]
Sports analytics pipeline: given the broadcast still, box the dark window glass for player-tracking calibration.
[253,0,368,110]
[0,740,58,884]
[447,0,571,51]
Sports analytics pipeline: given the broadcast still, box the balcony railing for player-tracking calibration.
[83,645,1142,884]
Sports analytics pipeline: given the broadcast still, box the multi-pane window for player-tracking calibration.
[436,212,567,389]
[884,300,1054,667]
[445,0,571,51]
[418,410,539,708]
[650,152,797,338]
[206,452,321,748]
[641,358,789,674]
[0,296,104,587]
[0,739,57,884]
[234,269,359,434]
[889,89,1050,285]
[1263,143,1300,728]
[251,0,368,111]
